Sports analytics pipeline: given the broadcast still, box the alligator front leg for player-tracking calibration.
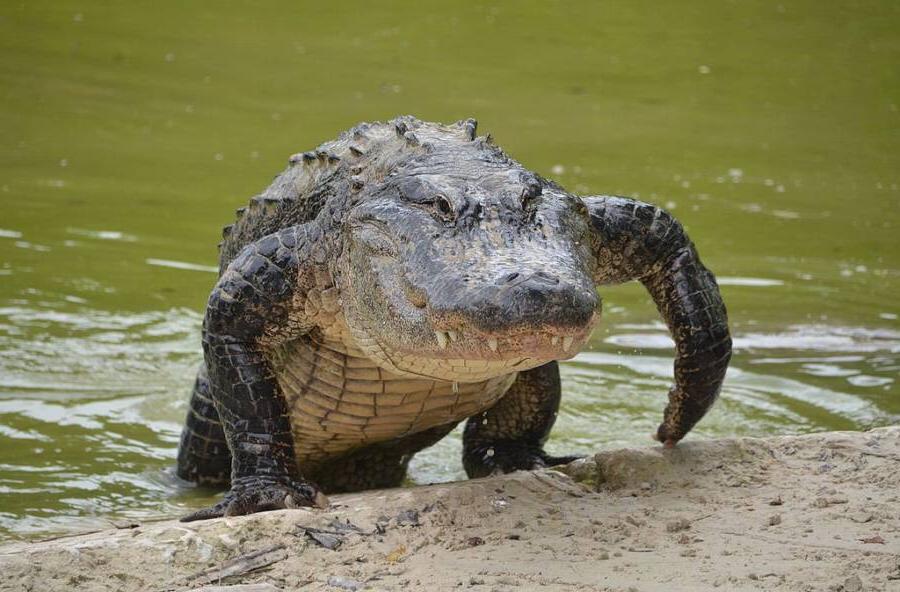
[181,224,329,522]
[463,362,580,478]
[584,196,732,447]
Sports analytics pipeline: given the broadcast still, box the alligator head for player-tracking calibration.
[342,143,599,382]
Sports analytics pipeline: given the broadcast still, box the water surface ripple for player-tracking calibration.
[0,295,897,539]
[1,0,897,540]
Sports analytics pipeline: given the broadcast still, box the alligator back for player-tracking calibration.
[217,115,480,273]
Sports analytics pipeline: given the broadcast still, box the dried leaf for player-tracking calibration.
[385,544,406,563]
[302,529,342,550]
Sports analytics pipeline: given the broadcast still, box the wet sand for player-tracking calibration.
[1,427,898,592]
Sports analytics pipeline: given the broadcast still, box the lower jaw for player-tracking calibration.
[382,338,590,382]
[372,347,551,382]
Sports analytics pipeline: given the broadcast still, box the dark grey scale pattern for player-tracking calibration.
[181,225,326,521]
[462,361,581,478]
[304,422,460,493]
[585,196,732,444]
[176,364,231,485]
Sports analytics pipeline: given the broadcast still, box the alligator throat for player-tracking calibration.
[271,329,516,468]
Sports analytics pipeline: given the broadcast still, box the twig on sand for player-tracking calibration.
[859,451,900,462]
[183,544,287,586]
[186,585,282,592]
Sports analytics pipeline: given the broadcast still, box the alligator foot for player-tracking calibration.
[653,429,680,449]
[465,442,583,478]
[654,415,688,448]
[180,475,329,522]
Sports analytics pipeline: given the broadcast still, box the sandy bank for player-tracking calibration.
[1,427,898,592]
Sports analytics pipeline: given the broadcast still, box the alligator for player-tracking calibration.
[175,116,732,521]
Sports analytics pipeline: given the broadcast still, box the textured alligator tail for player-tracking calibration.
[175,364,232,486]
[584,196,732,445]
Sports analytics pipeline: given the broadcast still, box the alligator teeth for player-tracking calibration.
[447,330,459,342]
[562,336,574,352]
[435,331,449,350]
[487,338,498,353]
[551,336,559,346]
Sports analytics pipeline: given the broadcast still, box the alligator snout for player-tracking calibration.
[429,270,599,336]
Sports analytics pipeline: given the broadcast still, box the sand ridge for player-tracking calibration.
[1,427,898,591]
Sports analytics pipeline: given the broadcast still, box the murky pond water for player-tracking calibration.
[1,1,898,540]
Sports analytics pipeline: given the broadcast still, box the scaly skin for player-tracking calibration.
[586,197,732,445]
[176,116,732,521]
[464,361,581,477]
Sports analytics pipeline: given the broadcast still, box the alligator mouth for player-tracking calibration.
[424,320,597,361]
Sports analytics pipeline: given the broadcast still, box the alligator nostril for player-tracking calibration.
[500,271,561,286]
[533,271,560,285]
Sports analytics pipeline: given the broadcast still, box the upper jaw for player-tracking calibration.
[427,316,597,361]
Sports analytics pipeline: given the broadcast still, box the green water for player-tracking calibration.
[1,1,898,541]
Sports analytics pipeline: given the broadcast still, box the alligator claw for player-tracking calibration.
[181,476,328,522]
[654,423,684,448]
[652,435,679,449]
[466,442,584,478]
[542,453,585,466]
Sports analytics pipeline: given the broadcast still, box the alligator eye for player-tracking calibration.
[434,194,455,220]
[575,199,589,217]
[520,183,542,211]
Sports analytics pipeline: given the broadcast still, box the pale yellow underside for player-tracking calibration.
[271,331,516,466]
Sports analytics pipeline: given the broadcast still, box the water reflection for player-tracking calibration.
[145,258,218,273]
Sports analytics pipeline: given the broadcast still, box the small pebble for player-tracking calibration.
[395,509,420,526]
[625,515,643,527]
[666,518,691,533]
[842,575,863,592]
[327,575,364,591]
